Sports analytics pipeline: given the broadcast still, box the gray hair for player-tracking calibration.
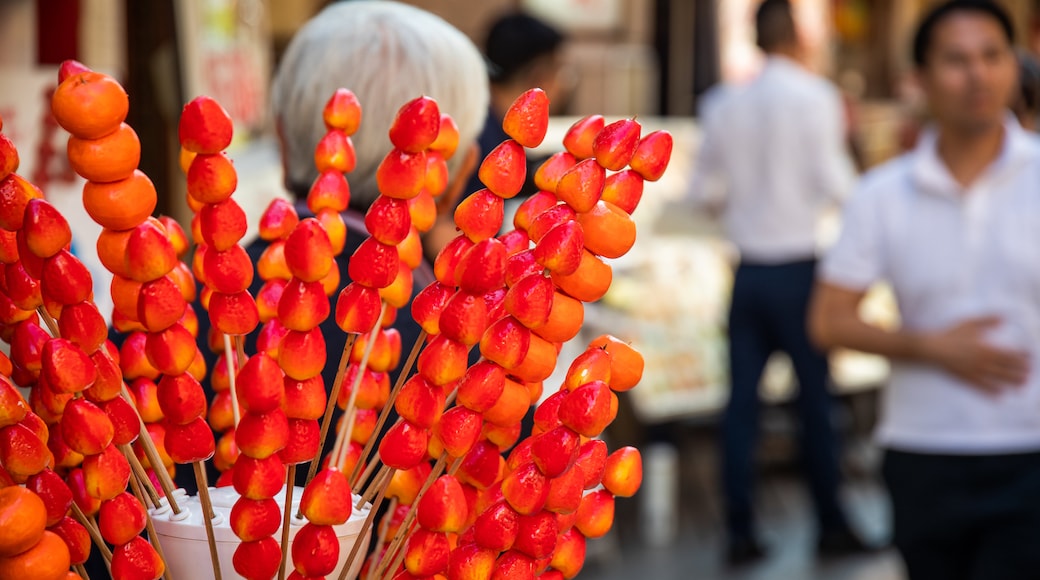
[271,0,490,208]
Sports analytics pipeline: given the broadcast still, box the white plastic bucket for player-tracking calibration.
[150,486,372,579]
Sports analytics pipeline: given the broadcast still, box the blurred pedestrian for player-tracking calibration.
[810,2,1040,578]
[688,0,864,565]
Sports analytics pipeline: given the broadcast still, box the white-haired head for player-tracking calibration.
[271,0,489,208]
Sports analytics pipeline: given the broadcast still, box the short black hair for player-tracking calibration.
[755,0,796,52]
[912,0,1015,67]
[485,13,564,84]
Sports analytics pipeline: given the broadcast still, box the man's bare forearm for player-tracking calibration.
[808,283,933,363]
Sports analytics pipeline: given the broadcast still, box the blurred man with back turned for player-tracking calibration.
[689,0,863,565]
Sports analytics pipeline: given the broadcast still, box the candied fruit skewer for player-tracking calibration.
[49,62,184,528]
[179,93,261,580]
[292,90,362,498]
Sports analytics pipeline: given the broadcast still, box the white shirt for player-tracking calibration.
[690,56,856,263]
[821,117,1040,454]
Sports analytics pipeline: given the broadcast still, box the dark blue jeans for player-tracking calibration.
[721,259,845,540]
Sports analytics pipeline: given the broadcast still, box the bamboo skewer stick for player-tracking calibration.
[128,468,174,580]
[374,515,415,580]
[349,329,426,487]
[331,306,387,471]
[71,502,113,566]
[278,465,297,580]
[357,463,391,509]
[447,455,464,477]
[338,466,394,580]
[234,334,246,367]
[121,386,181,514]
[37,307,59,337]
[121,444,162,510]
[369,496,398,576]
[193,462,223,580]
[74,563,91,580]
[300,333,357,495]
[372,455,448,580]
[222,333,241,428]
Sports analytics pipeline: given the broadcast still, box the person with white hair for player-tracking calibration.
[189,0,490,489]
[271,0,489,236]
[690,0,867,565]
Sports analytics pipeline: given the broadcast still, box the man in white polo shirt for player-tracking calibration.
[810,2,1040,578]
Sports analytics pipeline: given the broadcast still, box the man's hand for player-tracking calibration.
[920,317,1031,394]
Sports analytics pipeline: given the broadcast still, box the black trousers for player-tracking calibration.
[721,259,845,539]
[883,449,1040,580]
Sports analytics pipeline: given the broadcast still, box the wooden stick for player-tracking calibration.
[75,563,91,579]
[278,465,297,580]
[349,330,426,487]
[193,462,223,580]
[354,456,381,501]
[370,496,398,576]
[375,518,415,580]
[222,333,241,428]
[357,457,391,507]
[301,333,358,493]
[373,455,448,580]
[121,386,181,514]
[234,334,247,367]
[357,461,391,511]
[71,502,113,566]
[338,467,393,580]
[37,307,59,337]
[331,307,387,471]
[447,455,464,477]
[128,467,174,580]
[121,444,162,510]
